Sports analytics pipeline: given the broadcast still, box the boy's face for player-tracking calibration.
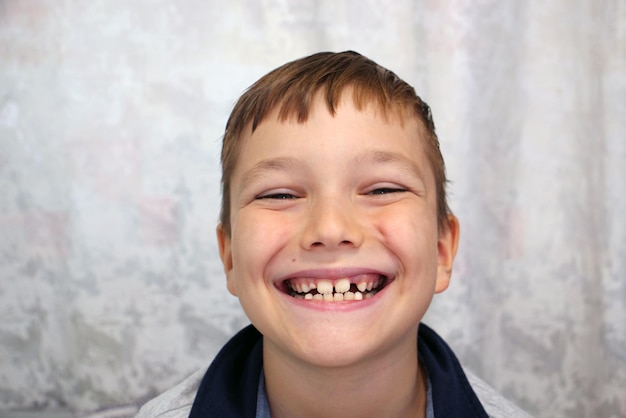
[217,93,458,369]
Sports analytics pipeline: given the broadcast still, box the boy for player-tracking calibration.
[136,51,529,418]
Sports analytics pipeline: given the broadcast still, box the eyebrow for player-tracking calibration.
[355,150,426,182]
[239,157,303,192]
[238,150,425,192]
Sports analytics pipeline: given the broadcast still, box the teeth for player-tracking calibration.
[317,280,333,295]
[288,275,385,302]
[334,278,350,293]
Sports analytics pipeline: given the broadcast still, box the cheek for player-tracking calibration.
[230,211,293,274]
[375,207,439,268]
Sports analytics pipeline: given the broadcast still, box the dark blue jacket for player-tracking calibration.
[189,324,488,417]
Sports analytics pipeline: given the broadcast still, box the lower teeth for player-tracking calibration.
[292,289,378,301]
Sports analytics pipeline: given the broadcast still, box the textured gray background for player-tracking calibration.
[1,1,625,417]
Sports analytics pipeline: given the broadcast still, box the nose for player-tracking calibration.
[300,198,364,250]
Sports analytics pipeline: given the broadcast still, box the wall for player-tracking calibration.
[1,1,625,417]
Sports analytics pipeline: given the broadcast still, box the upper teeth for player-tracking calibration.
[316,280,334,295]
[334,278,351,293]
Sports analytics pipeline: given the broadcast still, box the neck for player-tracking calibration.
[262,332,427,418]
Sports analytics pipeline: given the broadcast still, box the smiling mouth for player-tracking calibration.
[282,275,389,302]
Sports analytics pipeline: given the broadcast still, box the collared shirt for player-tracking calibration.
[134,323,531,418]
[188,324,490,417]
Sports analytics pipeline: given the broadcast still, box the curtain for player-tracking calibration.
[0,1,624,417]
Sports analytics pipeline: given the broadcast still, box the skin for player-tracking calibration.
[217,93,460,418]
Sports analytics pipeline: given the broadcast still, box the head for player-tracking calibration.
[216,51,460,370]
[219,51,451,237]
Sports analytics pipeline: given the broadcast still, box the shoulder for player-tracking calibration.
[135,326,264,418]
[463,368,533,418]
[134,368,205,418]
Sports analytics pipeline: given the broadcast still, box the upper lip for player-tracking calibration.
[276,267,393,284]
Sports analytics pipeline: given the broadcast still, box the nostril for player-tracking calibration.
[309,240,354,249]
[300,210,364,250]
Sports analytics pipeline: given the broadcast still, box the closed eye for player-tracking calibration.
[256,192,298,200]
[368,187,408,195]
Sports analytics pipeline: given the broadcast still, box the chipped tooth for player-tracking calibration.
[301,283,310,293]
[317,280,333,295]
[304,293,313,300]
[313,294,323,301]
[344,291,355,301]
[334,278,350,293]
[354,291,363,300]
[333,293,344,302]
[309,282,316,289]
[367,281,373,291]
[357,282,368,292]
[323,293,334,302]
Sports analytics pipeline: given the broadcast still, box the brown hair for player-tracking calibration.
[220,51,451,235]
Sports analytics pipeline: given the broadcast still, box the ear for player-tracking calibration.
[216,224,237,296]
[434,214,460,294]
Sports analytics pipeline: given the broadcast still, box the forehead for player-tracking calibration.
[234,93,430,175]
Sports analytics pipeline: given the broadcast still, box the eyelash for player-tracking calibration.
[256,192,297,200]
[368,187,407,195]
[256,187,408,200]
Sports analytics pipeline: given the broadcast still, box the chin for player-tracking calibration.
[277,325,395,369]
